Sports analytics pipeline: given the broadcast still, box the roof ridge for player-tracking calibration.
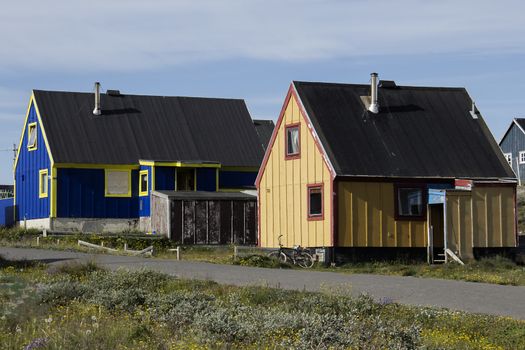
[33,89,245,101]
[292,80,466,91]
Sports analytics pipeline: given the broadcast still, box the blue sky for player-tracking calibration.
[1,0,524,183]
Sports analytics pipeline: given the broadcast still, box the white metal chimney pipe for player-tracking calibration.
[93,82,101,115]
[368,72,379,113]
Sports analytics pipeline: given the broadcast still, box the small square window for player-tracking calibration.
[39,169,48,198]
[504,153,512,166]
[139,170,149,196]
[519,152,525,165]
[285,124,300,159]
[307,184,323,220]
[27,123,37,151]
[395,185,426,220]
[105,169,131,197]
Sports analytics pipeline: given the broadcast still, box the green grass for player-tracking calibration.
[329,256,525,286]
[1,226,524,287]
[1,258,524,349]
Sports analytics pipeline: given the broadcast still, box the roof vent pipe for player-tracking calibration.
[93,82,101,116]
[368,72,379,113]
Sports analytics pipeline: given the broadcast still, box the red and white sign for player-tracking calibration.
[455,179,473,191]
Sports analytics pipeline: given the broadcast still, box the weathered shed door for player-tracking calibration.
[170,199,257,245]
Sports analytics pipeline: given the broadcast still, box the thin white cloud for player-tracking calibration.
[1,0,524,71]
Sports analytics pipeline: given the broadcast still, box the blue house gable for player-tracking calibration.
[499,118,525,183]
[14,98,52,222]
[13,87,267,233]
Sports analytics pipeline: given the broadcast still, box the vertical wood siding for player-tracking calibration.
[337,182,427,247]
[259,94,332,248]
[15,102,51,220]
[447,186,515,258]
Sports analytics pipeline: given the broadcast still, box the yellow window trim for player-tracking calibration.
[139,160,221,168]
[27,122,38,151]
[39,169,48,198]
[54,163,139,170]
[104,169,132,198]
[139,170,149,196]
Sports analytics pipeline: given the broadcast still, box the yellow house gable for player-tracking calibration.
[257,84,334,248]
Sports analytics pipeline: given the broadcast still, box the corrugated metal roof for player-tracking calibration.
[33,90,264,167]
[294,81,515,179]
[253,119,275,151]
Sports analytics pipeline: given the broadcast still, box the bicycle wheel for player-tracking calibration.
[267,250,287,263]
[296,252,314,268]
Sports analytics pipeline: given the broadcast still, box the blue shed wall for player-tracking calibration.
[57,168,139,218]
[219,171,257,189]
[196,168,216,191]
[155,167,175,191]
[500,123,523,182]
[0,198,14,227]
[15,102,51,220]
[139,165,151,217]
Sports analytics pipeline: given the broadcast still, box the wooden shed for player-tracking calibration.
[151,191,257,245]
[257,74,517,263]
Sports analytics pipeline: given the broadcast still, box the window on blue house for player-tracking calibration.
[139,170,149,196]
[39,169,48,198]
[27,123,37,151]
[105,169,131,197]
[504,153,512,166]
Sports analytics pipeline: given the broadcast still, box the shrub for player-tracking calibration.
[38,281,92,306]
[54,261,104,279]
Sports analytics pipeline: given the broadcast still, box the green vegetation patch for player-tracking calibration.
[0,257,524,349]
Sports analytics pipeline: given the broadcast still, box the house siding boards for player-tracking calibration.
[57,168,139,218]
[499,121,524,182]
[15,102,51,220]
[259,92,332,248]
[219,171,257,189]
[446,186,515,259]
[337,182,427,248]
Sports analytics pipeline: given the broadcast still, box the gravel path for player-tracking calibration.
[1,247,525,320]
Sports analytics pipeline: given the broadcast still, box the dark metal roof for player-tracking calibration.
[253,119,275,151]
[514,118,525,132]
[294,81,515,179]
[33,90,264,167]
[152,190,256,200]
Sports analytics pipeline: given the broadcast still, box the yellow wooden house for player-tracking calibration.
[256,74,517,263]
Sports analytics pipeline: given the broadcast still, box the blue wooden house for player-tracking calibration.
[499,118,525,184]
[14,85,265,233]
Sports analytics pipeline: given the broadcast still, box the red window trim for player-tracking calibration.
[284,123,300,160]
[393,183,427,221]
[307,183,324,221]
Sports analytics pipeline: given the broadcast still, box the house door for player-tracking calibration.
[428,204,445,263]
[176,169,195,191]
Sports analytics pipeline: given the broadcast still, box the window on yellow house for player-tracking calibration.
[307,184,323,220]
[285,124,300,159]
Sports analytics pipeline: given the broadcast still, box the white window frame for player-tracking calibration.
[519,151,525,165]
[504,153,512,166]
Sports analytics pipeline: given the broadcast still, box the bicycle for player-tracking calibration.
[267,234,314,268]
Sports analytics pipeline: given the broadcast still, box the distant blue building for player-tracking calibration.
[499,118,525,184]
[14,85,270,233]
